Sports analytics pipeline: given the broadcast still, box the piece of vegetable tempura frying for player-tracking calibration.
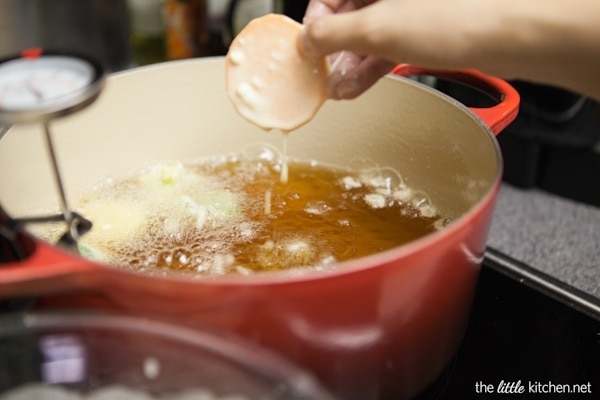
[225,14,329,132]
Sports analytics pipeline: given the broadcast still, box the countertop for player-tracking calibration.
[488,183,600,299]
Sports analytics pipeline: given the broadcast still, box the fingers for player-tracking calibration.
[327,55,396,99]
[300,4,400,64]
[299,2,396,100]
[300,11,367,59]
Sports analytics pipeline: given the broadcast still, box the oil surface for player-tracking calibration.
[40,148,448,277]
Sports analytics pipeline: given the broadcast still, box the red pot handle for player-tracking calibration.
[0,225,102,299]
[391,64,520,136]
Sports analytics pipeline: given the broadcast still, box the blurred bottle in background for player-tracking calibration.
[127,0,208,66]
[127,0,167,65]
[165,0,208,60]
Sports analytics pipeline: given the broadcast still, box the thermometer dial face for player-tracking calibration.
[0,50,105,123]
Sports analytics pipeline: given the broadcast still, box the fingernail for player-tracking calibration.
[325,71,360,100]
[336,77,361,100]
[329,51,347,73]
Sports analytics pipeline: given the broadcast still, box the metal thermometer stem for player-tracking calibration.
[42,121,77,241]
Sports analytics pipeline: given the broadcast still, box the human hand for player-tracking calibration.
[300,0,397,99]
[299,0,600,101]
[299,0,492,100]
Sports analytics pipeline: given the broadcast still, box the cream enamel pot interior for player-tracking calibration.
[0,57,519,400]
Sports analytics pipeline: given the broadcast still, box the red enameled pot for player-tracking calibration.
[0,58,519,400]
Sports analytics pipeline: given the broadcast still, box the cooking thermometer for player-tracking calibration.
[0,49,105,255]
[0,48,105,123]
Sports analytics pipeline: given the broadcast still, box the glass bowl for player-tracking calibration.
[0,311,336,400]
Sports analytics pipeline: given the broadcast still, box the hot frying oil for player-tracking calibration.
[62,153,447,276]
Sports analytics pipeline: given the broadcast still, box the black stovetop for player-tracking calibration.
[415,248,600,399]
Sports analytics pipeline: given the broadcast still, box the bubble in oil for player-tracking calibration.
[408,191,438,218]
[359,167,405,194]
[434,218,454,231]
[304,201,332,216]
[340,175,362,190]
[364,193,389,209]
[240,144,282,166]
[392,187,413,203]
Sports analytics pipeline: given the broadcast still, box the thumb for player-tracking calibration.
[299,9,381,59]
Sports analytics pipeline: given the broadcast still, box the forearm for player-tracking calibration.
[466,1,600,100]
